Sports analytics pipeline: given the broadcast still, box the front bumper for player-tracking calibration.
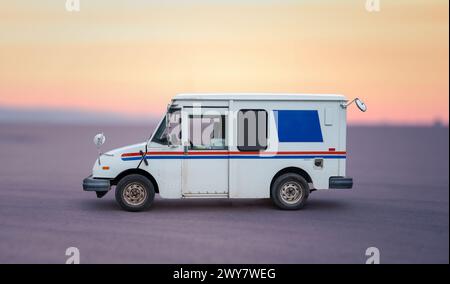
[83,175,111,192]
[329,176,353,189]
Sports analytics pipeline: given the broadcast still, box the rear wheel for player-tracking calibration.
[271,173,309,210]
[115,174,155,212]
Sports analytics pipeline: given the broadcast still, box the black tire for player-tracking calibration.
[115,174,155,212]
[271,173,309,210]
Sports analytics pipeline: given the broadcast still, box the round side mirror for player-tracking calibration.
[93,133,106,147]
[355,98,367,112]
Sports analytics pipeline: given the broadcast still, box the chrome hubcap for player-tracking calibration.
[123,182,147,206]
[280,182,303,204]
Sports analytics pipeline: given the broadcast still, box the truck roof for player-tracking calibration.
[174,93,347,102]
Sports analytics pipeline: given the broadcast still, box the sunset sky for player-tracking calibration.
[0,0,448,124]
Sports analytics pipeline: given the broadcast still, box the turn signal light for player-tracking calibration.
[102,166,110,170]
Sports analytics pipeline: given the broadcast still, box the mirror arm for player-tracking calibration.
[341,98,357,109]
[97,148,102,165]
[96,150,114,165]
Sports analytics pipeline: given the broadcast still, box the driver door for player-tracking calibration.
[147,108,183,199]
[181,107,229,197]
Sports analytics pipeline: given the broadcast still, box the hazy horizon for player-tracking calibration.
[0,105,448,127]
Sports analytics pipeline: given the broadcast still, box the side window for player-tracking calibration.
[237,109,267,151]
[189,115,227,150]
[274,110,323,142]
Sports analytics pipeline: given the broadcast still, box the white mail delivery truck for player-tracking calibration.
[83,93,366,211]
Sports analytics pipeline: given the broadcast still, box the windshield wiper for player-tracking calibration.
[137,145,149,168]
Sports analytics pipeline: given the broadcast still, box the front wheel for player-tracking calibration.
[115,174,155,212]
[271,173,309,210]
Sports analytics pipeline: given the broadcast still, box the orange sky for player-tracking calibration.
[0,0,448,124]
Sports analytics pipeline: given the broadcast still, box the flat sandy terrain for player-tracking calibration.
[0,124,448,263]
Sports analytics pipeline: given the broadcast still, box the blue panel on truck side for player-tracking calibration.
[274,110,323,142]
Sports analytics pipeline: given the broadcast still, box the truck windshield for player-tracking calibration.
[150,108,182,146]
[150,116,168,145]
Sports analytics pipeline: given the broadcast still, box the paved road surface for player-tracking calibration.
[0,124,448,263]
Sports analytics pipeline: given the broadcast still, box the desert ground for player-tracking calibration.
[0,123,448,263]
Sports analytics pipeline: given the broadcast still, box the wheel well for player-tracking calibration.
[112,169,159,193]
[270,167,313,190]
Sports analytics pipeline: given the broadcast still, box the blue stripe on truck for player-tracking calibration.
[122,155,345,161]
